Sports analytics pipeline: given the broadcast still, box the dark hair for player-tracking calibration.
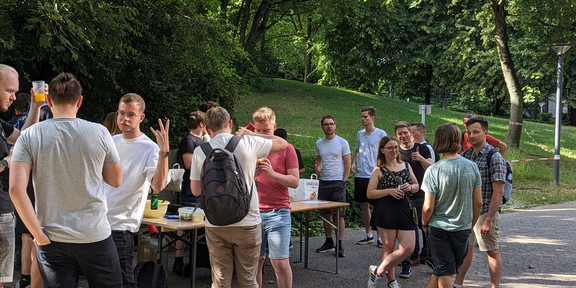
[321,115,335,125]
[362,106,376,117]
[274,128,288,140]
[411,122,425,131]
[463,113,475,121]
[199,101,219,113]
[187,111,205,130]
[377,136,402,167]
[465,117,489,130]
[394,121,410,134]
[433,123,461,154]
[13,93,30,113]
[48,73,82,105]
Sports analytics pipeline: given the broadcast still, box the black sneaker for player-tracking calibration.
[399,261,412,278]
[357,235,374,245]
[337,245,345,258]
[316,238,335,253]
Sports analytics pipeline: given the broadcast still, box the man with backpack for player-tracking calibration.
[189,107,287,287]
[454,117,506,288]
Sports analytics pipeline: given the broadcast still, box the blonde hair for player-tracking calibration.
[252,107,276,124]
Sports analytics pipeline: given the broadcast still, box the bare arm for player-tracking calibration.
[342,153,351,181]
[236,127,287,153]
[481,181,504,235]
[367,167,403,199]
[149,119,170,193]
[103,163,122,187]
[472,186,482,228]
[182,153,193,170]
[497,141,507,155]
[351,149,359,173]
[191,180,201,196]
[9,162,51,245]
[258,158,299,188]
[422,192,436,228]
[314,156,322,176]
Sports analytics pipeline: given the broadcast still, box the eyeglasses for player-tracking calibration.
[117,110,140,119]
[383,146,399,152]
[322,123,335,127]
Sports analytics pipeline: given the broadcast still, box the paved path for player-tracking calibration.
[10,201,576,287]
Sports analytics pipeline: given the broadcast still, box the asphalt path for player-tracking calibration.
[10,201,576,287]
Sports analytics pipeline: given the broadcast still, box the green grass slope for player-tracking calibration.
[234,79,576,215]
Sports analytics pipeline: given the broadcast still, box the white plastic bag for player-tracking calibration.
[289,173,319,201]
[164,163,185,192]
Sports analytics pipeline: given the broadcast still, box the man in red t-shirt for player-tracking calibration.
[253,107,299,288]
[460,113,507,155]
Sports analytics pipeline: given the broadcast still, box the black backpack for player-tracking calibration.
[200,136,253,226]
[134,261,167,288]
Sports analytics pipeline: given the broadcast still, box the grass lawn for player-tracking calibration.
[234,79,576,226]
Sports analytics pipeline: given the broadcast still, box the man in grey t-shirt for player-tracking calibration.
[10,73,123,287]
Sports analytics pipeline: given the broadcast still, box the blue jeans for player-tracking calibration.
[112,230,136,288]
[0,212,15,283]
[259,209,291,259]
[36,236,122,288]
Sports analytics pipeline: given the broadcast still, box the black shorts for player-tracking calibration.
[353,177,371,203]
[318,180,347,216]
[427,226,471,277]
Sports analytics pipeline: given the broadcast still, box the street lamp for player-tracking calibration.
[539,101,545,113]
[549,43,573,185]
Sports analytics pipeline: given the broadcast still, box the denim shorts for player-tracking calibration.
[0,212,15,283]
[260,209,291,259]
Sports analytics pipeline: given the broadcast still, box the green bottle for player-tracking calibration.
[151,194,158,210]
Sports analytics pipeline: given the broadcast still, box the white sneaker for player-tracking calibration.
[367,265,381,288]
[388,280,401,288]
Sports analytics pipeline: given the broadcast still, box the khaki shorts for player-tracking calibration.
[470,212,500,251]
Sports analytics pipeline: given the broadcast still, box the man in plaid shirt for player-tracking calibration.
[454,117,506,288]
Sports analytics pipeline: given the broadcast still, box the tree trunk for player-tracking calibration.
[245,0,273,53]
[304,15,312,83]
[491,0,523,148]
[220,0,228,20]
[238,0,252,45]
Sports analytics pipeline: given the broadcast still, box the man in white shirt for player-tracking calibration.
[106,93,170,287]
[351,107,386,247]
[190,107,287,287]
[315,115,351,258]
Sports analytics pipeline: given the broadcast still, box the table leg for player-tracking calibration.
[304,211,310,269]
[157,227,163,264]
[335,207,340,274]
[189,229,198,288]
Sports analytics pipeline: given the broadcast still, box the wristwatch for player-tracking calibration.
[0,159,8,169]
[160,151,170,158]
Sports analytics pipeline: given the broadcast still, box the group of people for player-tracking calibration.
[0,62,509,288]
[339,108,507,288]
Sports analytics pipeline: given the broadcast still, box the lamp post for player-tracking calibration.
[539,101,545,113]
[549,43,573,185]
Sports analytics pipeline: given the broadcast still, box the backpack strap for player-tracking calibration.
[200,142,213,157]
[224,135,241,153]
[485,149,496,171]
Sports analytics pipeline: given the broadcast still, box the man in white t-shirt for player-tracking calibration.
[106,93,170,287]
[315,115,351,258]
[351,106,386,247]
[190,107,287,287]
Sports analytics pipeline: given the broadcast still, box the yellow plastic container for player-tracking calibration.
[143,199,170,218]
